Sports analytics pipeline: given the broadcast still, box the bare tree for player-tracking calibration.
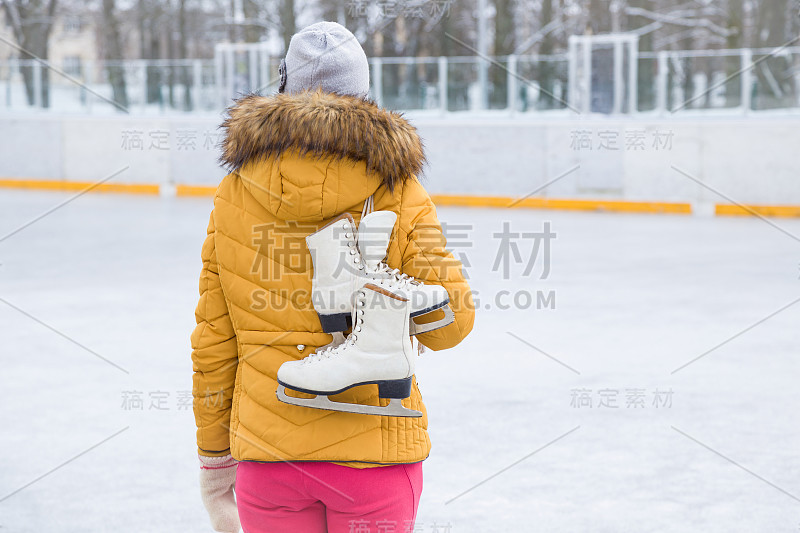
[537,0,559,109]
[177,0,191,109]
[279,0,296,51]
[101,0,129,110]
[753,0,795,109]
[1,0,58,107]
[242,0,267,42]
[628,0,655,108]
[587,0,612,34]
[494,0,515,55]
[491,0,515,106]
[138,0,165,104]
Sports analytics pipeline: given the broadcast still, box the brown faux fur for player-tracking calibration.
[219,89,426,191]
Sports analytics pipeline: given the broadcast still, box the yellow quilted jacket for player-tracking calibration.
[191,90,474,467]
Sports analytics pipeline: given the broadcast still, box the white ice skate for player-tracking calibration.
[277,283,422,417]
[306,208,454,336]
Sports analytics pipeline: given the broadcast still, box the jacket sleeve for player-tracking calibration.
[398,178,475,351]
[191,210,238,457]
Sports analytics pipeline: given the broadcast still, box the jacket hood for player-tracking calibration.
[218,90,426,221]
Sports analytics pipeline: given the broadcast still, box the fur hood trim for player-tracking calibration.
[219,89,426,191]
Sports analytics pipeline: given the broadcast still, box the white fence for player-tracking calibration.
[1,44,799,115]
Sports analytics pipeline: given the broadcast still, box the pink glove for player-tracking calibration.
[199,454,240,533]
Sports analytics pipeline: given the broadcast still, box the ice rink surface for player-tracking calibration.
[0,189,798,532]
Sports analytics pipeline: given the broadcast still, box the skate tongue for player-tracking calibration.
[358,211,397,270]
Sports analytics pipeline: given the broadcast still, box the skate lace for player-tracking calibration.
[304,290,366,365]
[302,341,349,364]
[371,262,418,288]
[344,226,365,271]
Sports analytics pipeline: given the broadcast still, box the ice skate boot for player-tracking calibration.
[277,283,422,417]
[306,210,453,335]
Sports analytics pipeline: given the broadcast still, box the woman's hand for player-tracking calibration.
[199,454,240,532]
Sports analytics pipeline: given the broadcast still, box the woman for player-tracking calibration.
[192,21,474,533]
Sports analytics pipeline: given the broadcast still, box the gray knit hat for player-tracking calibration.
[280,22,370,98]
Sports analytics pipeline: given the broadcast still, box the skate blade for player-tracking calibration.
[276,385,422,418]
[410,304,455,336]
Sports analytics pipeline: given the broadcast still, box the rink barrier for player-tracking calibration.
[171,186,694,213]
[170,187,694,213]
[0,178,159,195]
[430,194,693,214]
[4,178,800,218]
[175,184,218,196]
[715,204,800,218]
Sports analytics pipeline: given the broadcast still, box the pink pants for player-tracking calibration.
[235,461,423,533]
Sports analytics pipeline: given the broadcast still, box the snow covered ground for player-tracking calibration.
[0,189,798,532]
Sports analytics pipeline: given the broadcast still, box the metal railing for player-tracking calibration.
[0,59,218,114]
[1,45,798,115]
[638,47,800,113]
